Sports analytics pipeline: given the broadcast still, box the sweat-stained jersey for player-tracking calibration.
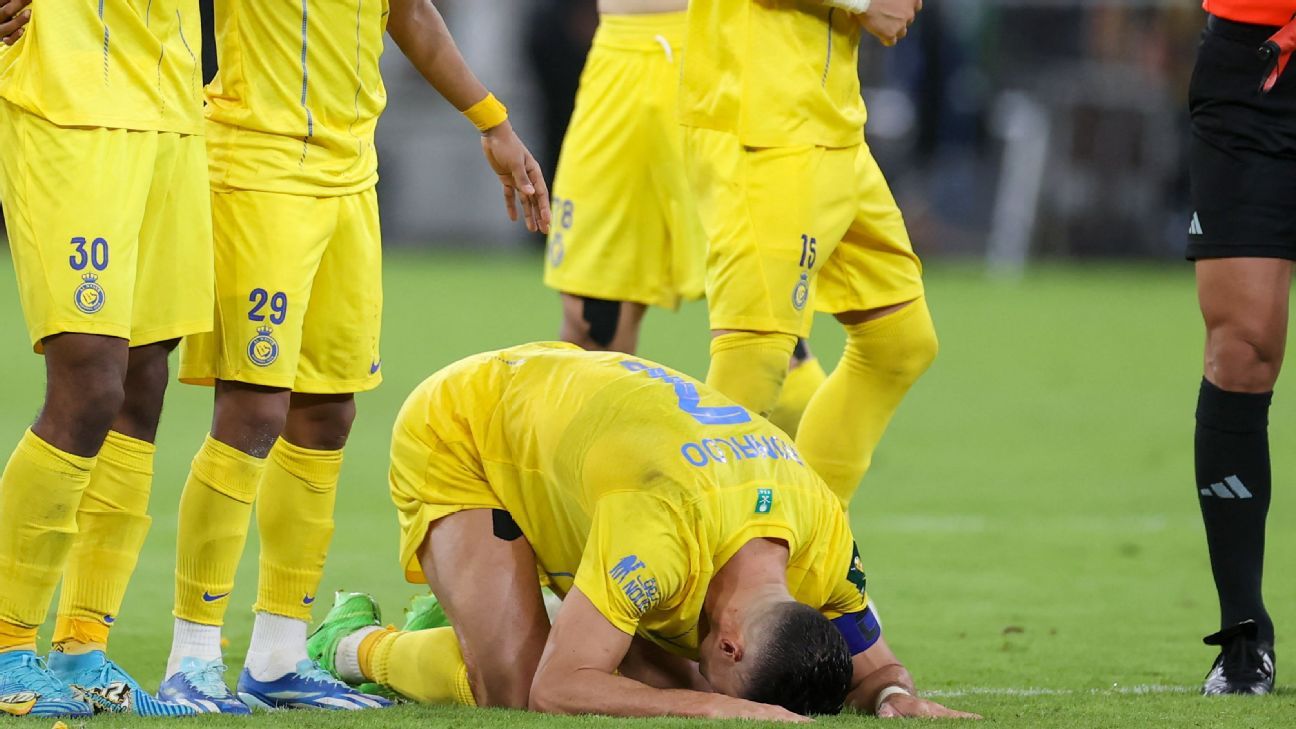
[679,0,866,148]
[205,0,390,196]
[0,0,203,134]
[389,343,874,660]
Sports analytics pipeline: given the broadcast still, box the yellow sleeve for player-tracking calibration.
[821,540,870,619]
[573,492,693,635]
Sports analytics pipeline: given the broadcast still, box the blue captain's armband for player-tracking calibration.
[831,605,881,655]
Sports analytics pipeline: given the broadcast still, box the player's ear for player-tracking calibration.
[719,636,743,665]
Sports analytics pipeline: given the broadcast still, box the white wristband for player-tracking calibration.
[825,0,871,13]
[875,685,912,713]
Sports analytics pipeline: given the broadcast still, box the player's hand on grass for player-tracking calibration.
[480,120,551,234]
[0,0,32,45]
[857,0,921,47]
[876,693,980,720]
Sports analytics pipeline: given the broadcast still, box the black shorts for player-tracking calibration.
[1187,15,1296,260]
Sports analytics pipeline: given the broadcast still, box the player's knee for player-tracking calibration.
[284,393,357,451]
[56,374,126,444]
[212,382,291,457]
[115,340,178,439]
[1206,328,1283,392]
[39,335,129,449]
[841,297,938,382]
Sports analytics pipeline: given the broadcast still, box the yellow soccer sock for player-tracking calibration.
[364,627,475,706]
[174,435,266,626]
[706,332,798,418]
[254,438,340,620]
[0,430,96,651]
[797,298,938,508]
[768,356,827,438]
[53,431,155,654]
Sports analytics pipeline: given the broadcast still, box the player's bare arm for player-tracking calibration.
[0,0,31,45]
[530,588,808,722]
[846,637,980,719]
[387,0,551,234]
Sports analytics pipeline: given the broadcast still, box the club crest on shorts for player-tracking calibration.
[792,273,810,311]
[247,326,279,367]
[74,273,106,314]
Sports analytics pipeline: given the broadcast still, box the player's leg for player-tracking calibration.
[558,294,647,353]
[768,339,827,438]
[243,392,355,682]
[232,189,387,710]
[545,15,692,356]
[0,103,157,718]
[796,143,936,508]
[1194,260,1288,693]
[348,510,548,708]
[53,338,176,656]
[1185,14,1296,694]
[686,128,855,418]
[164,190,333,712]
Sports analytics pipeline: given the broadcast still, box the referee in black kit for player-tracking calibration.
[1187,0,1296,697]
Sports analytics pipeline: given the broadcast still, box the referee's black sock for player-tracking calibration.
[1195,378,1274,645]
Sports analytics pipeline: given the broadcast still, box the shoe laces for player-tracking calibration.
[297,659,347,687]
[1221,636,1268,680]
[8,654,70,697]
[85,657,143,692]
[185,660,233,699]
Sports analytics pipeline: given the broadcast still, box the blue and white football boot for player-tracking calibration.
[158,657,252,714]
[0,650,91,718]
[236,659,392,710]
[47,650,197,716]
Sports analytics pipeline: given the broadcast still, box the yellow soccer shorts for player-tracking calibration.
[179,187,382,394]
[0,99,213,351]
[389,359,505,584]
[543,12,705,310]
[684,126,925,338]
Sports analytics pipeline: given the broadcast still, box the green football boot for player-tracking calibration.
[307,591,383,680]
[402,593,451,632]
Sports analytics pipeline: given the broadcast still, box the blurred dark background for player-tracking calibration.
[7,0,1206,267]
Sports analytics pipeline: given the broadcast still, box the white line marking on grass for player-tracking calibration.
[925,685,1195,698]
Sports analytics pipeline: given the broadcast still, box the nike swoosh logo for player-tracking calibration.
[202,591,231,602]
[103,614,115,624]
[369,360,382,374]
[302,595,316,605]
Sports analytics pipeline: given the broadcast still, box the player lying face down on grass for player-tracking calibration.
[307,343,976,720]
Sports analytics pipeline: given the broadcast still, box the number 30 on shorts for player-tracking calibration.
[69,237,110,271]
[248,288,288,325]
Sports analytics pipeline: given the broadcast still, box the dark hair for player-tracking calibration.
[742,602,853,716]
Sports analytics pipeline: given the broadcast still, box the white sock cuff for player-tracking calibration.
[336,625,383,685]
[167,619,224,678]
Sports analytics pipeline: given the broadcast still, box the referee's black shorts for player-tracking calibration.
[1187,15,1296,260]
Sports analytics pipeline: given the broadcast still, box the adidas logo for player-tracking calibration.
[1200,475,1252,499]
[1189,212,1204,236]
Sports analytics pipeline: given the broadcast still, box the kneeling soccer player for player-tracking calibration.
[308,343,976,720]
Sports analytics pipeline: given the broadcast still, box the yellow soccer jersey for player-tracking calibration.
[206,0,389,196]
[679,0,866,149]
[0,0,202,134]
[393,343,869,659]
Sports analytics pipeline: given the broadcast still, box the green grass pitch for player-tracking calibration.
[1,251,1294,727]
